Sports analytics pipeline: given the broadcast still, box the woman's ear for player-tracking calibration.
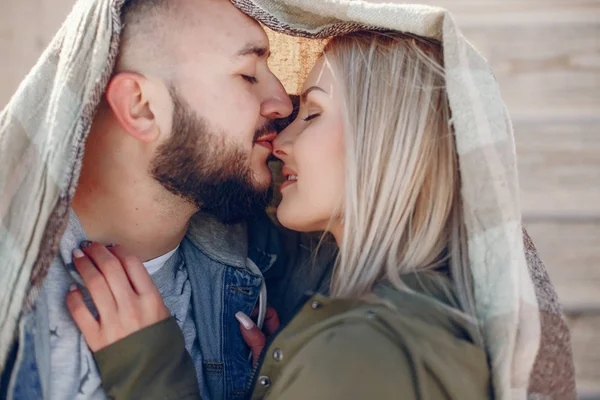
[105,72,160,143]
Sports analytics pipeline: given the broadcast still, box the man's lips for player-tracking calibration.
[255,132,277,152]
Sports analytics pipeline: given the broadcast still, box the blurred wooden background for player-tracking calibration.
[1,0,599,398]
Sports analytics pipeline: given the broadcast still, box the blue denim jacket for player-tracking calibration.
[4,211,287,400]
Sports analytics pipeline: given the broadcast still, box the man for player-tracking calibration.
[0,0,578,399]
[1,0,296,398]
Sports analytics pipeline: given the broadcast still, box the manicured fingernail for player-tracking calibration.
[73,249,85,259]
[69,284,78,292]
[80,240,93,249]
[235,312,256,330]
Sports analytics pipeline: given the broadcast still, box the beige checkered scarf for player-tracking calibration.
[0,0,576,398]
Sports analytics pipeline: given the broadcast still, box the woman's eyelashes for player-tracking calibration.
[242,75,258,84]
[303,113,321,122]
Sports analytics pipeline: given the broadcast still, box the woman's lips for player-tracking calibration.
[280,165,298,192]
[280,179,296,191]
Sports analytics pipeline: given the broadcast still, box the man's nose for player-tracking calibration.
[261,84,293,120]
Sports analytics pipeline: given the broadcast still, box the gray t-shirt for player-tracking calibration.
[41,210,198,399]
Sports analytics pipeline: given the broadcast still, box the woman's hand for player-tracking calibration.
[236,305,280,365]
[66,242,170,352]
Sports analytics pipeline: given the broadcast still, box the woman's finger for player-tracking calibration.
[236,312,265,365]
[66,285,102,352]
[81,242,137,301]
[73,248,118,316]
[264,306,281,336]
[109,245,158,295]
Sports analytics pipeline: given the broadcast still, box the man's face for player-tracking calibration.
[151,88,276,224]
[151,0,292,223]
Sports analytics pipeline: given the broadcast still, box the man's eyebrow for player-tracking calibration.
[236,43,270,59]
[300,86,327,103]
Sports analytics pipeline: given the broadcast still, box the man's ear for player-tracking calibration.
[105,73,160,143]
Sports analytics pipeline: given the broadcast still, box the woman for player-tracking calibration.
[68,32,494,399]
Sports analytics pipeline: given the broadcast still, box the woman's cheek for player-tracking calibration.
[277,118,345,231]
[304,139,344,217]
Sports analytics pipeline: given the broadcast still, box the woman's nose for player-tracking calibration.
[272,131,291,158]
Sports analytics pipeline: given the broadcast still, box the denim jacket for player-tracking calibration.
[4,211,287,400]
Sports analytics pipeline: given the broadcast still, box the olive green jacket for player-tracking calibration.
[95,278,490,399]
[93,317,200,400]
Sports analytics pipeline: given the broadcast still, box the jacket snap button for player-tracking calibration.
[273,348,283,362]
[311,300,322,309]
[259,376,271,387]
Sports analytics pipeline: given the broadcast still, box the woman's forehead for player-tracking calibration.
[302,57,334,90]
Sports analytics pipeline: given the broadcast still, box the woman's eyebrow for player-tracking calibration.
[300,86,327,103]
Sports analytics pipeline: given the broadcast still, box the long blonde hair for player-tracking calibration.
[325,32,476,320]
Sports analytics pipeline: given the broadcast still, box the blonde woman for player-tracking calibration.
[67,32,491,399]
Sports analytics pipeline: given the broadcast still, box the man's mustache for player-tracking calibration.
[253,120,280,142]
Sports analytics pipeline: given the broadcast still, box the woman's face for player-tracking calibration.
[272,57,345,236]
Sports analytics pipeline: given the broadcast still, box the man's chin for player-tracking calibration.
[250,180,274,207]
[211,192,273,225]
[251,147,274,176]
[206,177,273,225]
[251,166,273,188]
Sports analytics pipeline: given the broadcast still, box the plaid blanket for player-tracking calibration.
[0,0,576,398]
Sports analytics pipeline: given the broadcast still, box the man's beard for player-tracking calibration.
[150,89,275,225]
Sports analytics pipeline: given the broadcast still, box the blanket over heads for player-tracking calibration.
[0,0,576,399]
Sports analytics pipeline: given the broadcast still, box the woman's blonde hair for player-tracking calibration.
[324,32,476,320]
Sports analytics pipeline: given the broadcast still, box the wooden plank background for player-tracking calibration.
[1,0,599,397]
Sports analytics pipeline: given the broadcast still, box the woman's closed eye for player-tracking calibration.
[303,113,321,122]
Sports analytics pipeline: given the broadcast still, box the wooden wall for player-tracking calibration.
[1,0,599,397]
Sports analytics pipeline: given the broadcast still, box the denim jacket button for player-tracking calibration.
[272,348,283,362]
[259,376,271,387]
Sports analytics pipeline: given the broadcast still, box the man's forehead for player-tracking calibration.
[183,6,269,53]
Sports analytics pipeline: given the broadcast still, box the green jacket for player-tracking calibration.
[95,276,490,399]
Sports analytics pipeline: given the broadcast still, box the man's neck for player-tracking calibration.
[72,179,196,262]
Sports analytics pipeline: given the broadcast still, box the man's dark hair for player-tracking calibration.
[115,0,176,73]
[121,0,172,28]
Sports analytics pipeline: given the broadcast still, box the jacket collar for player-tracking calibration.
[185,211,282,275]
[59,209,281,277]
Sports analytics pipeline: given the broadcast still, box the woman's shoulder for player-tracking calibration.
[302,276,484,357]
[310,291,488,373]
[256,291,490,400]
